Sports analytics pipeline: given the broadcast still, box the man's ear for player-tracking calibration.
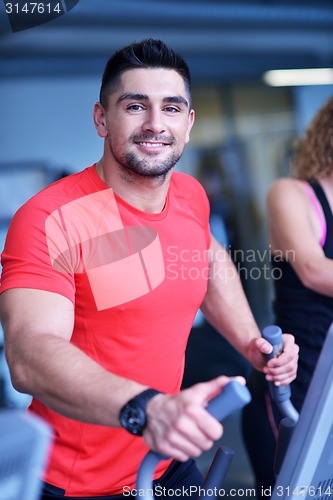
[185,109,195,144]
[93,102,108,138]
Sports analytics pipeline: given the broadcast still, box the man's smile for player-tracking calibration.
[137,141,165,146]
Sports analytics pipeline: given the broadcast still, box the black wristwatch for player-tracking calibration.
[119,388,162,436]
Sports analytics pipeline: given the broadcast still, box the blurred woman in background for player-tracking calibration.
[243,95,333,497]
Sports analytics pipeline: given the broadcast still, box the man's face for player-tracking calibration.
[98,68,195,179]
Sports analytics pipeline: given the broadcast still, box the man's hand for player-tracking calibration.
[248,334,299,386]
[143,375,245,462]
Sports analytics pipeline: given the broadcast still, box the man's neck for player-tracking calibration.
[95,158,172,214]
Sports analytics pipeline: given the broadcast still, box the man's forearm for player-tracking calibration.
[6,332,147,426]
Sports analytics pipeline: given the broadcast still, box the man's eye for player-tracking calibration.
[164,106,179,113]
[127,104,145,111]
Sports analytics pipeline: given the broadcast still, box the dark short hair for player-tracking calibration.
[99,38,192,109]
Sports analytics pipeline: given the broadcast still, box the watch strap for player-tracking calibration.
[132,388,161,406]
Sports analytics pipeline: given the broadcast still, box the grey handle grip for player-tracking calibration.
[136,380,251,496]
[262,325,299,422]
[262,325,291,403]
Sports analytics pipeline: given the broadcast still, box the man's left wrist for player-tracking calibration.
[119,388,162,436]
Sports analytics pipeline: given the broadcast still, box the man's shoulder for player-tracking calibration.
[18,165,97,214]
[171,171,205,195]
[170,171,210,220]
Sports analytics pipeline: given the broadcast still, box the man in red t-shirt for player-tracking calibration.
[0,39,298,499]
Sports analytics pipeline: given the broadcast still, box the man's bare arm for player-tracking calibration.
[1,288,147,425]
[0,287,234,461]
[201,236,298,385]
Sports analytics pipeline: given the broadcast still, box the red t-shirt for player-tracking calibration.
[0,165,211,496]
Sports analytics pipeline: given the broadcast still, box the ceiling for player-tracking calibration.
[1,0,333,85]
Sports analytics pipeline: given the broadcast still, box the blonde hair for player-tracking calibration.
[290,95,333,180]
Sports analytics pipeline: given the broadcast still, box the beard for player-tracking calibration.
[124,151,181,178]
[107,134,183,180]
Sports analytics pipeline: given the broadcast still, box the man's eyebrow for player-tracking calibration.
[163,96,189,107]
[117,93,149,103]
[117,93,189,108]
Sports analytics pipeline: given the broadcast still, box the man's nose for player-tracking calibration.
[142,108,166,135]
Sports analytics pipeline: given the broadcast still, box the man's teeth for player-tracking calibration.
[138,142,165,147]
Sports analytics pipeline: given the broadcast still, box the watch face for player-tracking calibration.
[120,402,146,436]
